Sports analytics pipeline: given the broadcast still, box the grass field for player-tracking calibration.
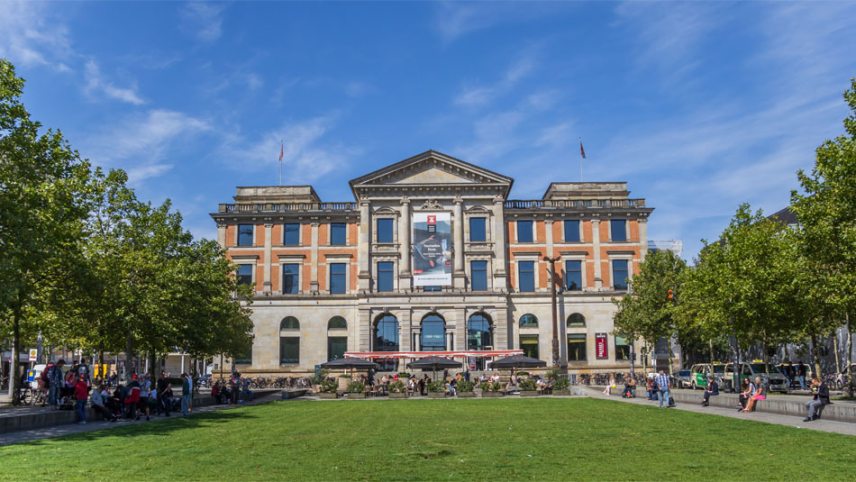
[1,398,854,481]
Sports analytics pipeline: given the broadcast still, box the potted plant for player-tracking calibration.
[479,381,504,397]
[456,380,475,397]
[427,380,446,398]
[519,378,539,396]
[346,380,366,399]
[388,380,407,399]
[317,379,338,399]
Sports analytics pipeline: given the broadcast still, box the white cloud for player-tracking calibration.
[453,55,538,108]
[83,109,211,183]
[181,2,225,42]
[0,1,73,71]
[219,115,360,184]
[84,60,145,105]
[433,2,565,43]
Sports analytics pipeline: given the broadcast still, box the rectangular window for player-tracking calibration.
[282,264,300,294]
[284,223,300,246]
[329,263,347,294]
[469,217,486,242]
[328,336,347,362]
[517,261,535,292]
[612,260,629,290]
[236,264,253,287]
[568,334,587,361]
[237,224,254,246]
[376,218,394,244]
[470,260,487,291]
[280,337,299,365]
[330,223,346,245]
[564,219,581,242]
[517,220,533,242]
[610,219,627,241]
[565,260,582,291]
[377,261,394,292]
[520,335,539,360]
[518,260,535,292]
[615,336,631,361]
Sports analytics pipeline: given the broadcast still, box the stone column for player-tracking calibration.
[263,223,273,293]
[492,196,508,290]
[358,200,371,291]
[453,198,465,289]
[592,218,603,290]
[310,221,319,293]
[545,217,554,257]
[217,223,227,249]
[399,198,411,289]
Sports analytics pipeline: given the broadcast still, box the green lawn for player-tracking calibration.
[1,398,854,481]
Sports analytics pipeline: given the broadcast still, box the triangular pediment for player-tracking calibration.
[349,150,513,188]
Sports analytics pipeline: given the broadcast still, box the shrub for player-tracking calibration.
[457,380,475,392]
[517,371,530,377]
[554,377,569,390]
[397,372,411,378]
[389,380,406,393]
[479,381,501,392]
[427,380,445,393]
[519,379,537,391]
[346,381,365,393]
[319,379,338,393]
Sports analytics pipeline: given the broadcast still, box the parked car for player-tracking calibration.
[722,361,789,393]
[674,369,693,388]
[689,364,712,389]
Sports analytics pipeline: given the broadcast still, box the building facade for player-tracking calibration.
[211,151,653,375]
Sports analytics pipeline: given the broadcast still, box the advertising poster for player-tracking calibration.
[412,212,452,286]
[595,333,608,360]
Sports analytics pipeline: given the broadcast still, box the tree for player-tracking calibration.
[791,79,856,391]
[613,250,687,371]
[0,60,94,400]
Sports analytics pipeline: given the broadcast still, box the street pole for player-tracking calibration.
[544,256,564,370]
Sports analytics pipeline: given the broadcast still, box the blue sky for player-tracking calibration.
[2,1,854,260]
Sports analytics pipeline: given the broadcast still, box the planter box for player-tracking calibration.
[316,392,337,399]
[520,390,540,397]
[551,388,572,396]
[347,392,366,399]
[457,391,476,398]
[427,392,446,399]
[481,391,504,397]
[388,392,406,399]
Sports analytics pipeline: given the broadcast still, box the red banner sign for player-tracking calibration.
[595,333,608,360]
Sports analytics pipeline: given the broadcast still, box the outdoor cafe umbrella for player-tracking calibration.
[407,356,462,380]
[319,357,379,370]
[489,355,547,369]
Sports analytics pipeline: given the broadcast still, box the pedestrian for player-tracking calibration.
[73,375,90,424]
[702,376,719,407]
[157,371,171,417]
[796,361,807,390]
[125,374,141,420]
[803,376,831,422]
[48,359,65,409]
[655,370,671,408]
[181,372,193,416]
[140,374,152,421]
[646,374,657,400]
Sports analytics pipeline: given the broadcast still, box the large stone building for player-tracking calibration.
[211,150,653,375]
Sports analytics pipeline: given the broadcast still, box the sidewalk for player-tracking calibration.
[0,391,281,446]
[581,387,856,436]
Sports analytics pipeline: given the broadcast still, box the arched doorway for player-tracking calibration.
[327,316,347,361]
[420,313,446,351]
[467,313,492,369]
[374,313,399,371]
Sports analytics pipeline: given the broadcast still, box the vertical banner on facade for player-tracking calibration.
[595,333,608,360]
[412,212,452,286]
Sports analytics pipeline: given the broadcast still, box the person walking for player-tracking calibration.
[796,362,807,390]
[655,370,671,408]
[73,376,90,424]
[157,371,171,417]
[181,373,192,416]
[804,376,831,422]
[47,360,65,409]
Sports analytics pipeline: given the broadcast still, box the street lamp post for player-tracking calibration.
[544,256,565,370]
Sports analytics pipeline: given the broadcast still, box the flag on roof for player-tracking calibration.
[579,140,586,160]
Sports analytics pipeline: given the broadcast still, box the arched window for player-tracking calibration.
[279,317,300,365]
[420,313,446,351]
[374,314,399,371]
[467,313,492,350]
[519,313,538,328]
[567,313,586,328]
[328,316,347,330]
[327,316,347,361]
[281,316,300,330]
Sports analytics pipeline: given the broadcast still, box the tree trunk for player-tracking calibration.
[832,331,841,374]
[124,329,134,381]
[846,312,853,397]
[810,333,823,379]
[709,339,715,363]
[7,303,22,404]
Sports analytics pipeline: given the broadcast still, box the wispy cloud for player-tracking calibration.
[0,1,73,71]
[219,115,361,184]
[453,54,539,108]
[83,109,211,183]
[84,60,145,105]
[433,2,565,44]
[181,2,226,42]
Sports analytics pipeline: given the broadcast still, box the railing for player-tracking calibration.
[218,202,357,213]
[504,199,646,210]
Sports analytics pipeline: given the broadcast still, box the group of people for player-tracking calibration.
[211,373,252,404]
[639,371,675,408]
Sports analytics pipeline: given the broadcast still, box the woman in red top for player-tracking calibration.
[73,377,90,424]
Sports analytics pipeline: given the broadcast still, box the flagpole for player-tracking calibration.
[579,137,583,182]
[279,139,283,186]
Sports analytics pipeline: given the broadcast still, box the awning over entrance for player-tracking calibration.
[344,349,523,360]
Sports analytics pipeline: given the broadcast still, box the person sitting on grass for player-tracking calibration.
[702,376,719,407]
[743,377,765,412]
